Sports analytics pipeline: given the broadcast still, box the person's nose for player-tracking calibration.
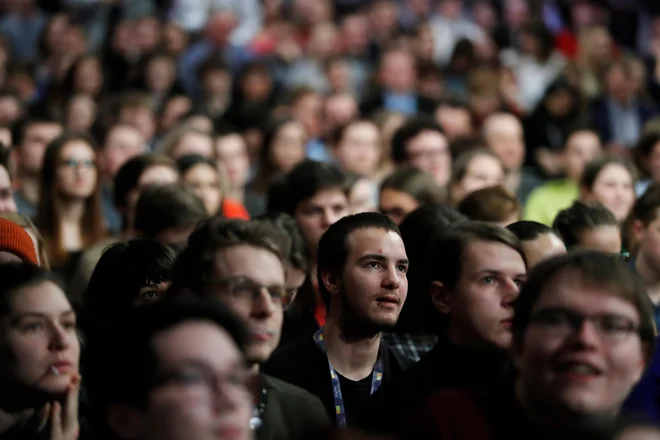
[251,287,277,318]
[381,264,402,290]
[500,278,521,307]
[48,323,71,352]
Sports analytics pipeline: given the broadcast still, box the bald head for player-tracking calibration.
[482,113,524,170]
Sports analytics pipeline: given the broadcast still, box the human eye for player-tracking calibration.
[62,318,77,331]
[481,276,496,284]
[171,367,207,386]
[396,264,408,273]
[599,315,635,334]
[366,261,382,269]
[20,320,44,333]
[138,289,162,301]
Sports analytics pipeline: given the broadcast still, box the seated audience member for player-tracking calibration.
[93,296,255,440]
[264,213,415,427]
[347,174,378,215]
[449,148,505,205]
[624,184,660,329]
[553,201,622,253]
[0,145,16,213]
[580,156,636,224]
[525,125,603,226]
[507,220,567,268]
[35,132,107,285]
[0,217,39,265]
[358,222,526,434]
[160,124,215,160]
[177,154,250,219]
[396,251,654,440]
[633,132,660,196]
[133,183,209,252]
[169,218,331,439]
[390,117,451,187]
[330,119,382,179]
[457,185,521,226]
[384,204,467,361]
[379,167,445,225]
[0,263,91,439]
[434,99,474,142]
[0,212,48,267]
[482,112,542,203]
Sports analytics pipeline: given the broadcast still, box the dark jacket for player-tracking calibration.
[359,88,437,117]
[356,339,511,435]
[623,337,660,423]
[258,374,330,440]
[590,97,656,144]
[263,335,414,427]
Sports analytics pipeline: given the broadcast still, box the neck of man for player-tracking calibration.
[446,320,505,355]
[323,311,382,381]
[504,168,521,194]
[636,255,660,304]
[515,380,615,436]
[18,173,40,207]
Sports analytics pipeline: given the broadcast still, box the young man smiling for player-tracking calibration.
[264,212,414,427]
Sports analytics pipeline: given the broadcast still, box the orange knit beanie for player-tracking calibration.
[0,218,39,265]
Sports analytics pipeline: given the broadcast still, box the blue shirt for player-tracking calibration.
[383,92,417,115]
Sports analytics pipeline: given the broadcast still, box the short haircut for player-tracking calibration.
[507,220,560,242]
[92,296,249,411]
[170,218,289,295]
[279,160,349,215]
[254,212,310,272]
[512,251,655,365]
[580,156,636,191]
[457,185,521,223]
[134,183,208,239]
[82,239,177,339]
[427,221,526,291]
[553,201,618,249]
[450,148,503,186]
[634,132,660,178]
[317,212,400,309]
[0,263,60,318]
[113,154,177,211]
[380,167,445,205]
[563,122,600,149]
[196,55,229,79]
[623,184,660,254]
[12,113,62,149]
[391,117,444,164]
[330,118,378,146]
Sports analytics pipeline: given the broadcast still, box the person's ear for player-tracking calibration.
[430,281,452,314]
[106,405,145,440]
[320,269,341,299]
[632,219,645,243]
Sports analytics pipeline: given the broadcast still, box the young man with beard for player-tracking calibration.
[263,212,415,427]
[169,218,330,440]
[397,251,655,439]
[357,222,527,434]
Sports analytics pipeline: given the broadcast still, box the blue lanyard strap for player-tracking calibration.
[313,327,384,427]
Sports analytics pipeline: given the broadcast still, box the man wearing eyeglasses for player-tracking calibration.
[169,218,330,440]
[395,251,655,440]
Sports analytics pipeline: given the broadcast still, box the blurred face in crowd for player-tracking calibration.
[209,244,286,364]
[56,140,98,200]
[0,164,17,213]
[324,228,408,328]
[146,56,177,94]
[433,240,526,350]
[434,105,473,141]
[634,214,660,276]
[119,105,156,143]
[643,141,660,184]
[201,68,232,97]
[520,233,566,268]
[562,131,602,182]
[160,96,192,134]
[173,133,214,160]
[349,178,378,215]
[605,64,633,103]
[484,114,525,171]
[0,280,80,397]
[240,68,272,102]
[514,270,646,421]
[584,164,634,223]
[126,321,252,440]
[324,94,358,135]
[270,121,306,173]
[66,94,97,132]
[126,165,179,225]
[291,92,322,139]
[451,152,505,204]
[74,57,103,97]
[579,225,622,254]
[545,88,575,118]
[162,23,188,57]
[379,189,419,226]
[334,122,381,177]
[215,134,250,190]
[295,188,349,253]
[182,163,222,216]
[0,127,11,148]
[18,122,63,176]
[0,95,21,126]
[101,125,145,180]
[379,50,416,94]
[405,130,451,186]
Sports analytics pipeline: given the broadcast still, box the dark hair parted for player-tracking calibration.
[113,154,177,211]
[380,167,445,205]
[450,148,503,186]
[278,160,350,215]
[552,200,618,249]
[396,205,467,335]
[634,131,660,178]
[580,155,636,192]
[391,116,445,164]
[507,220,561,242]
[512,251,655,365]
[317,212,401,310]
[0,263,61,318]
[254,212,310,272]
[427,221,526,291]
[134,183,208,239]
[457,185,521,224]
[170,218,289,296]
[623,184,660,254]
[92,296,248,412]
